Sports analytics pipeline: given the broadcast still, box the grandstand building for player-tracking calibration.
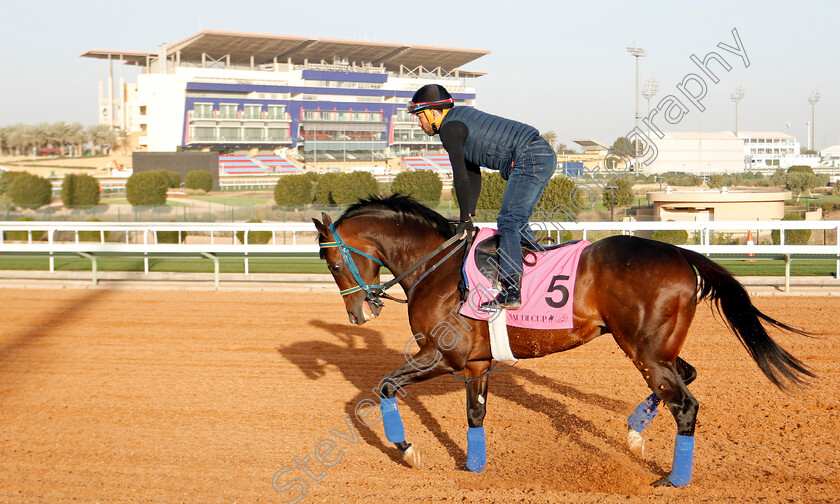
[81,30,488,166]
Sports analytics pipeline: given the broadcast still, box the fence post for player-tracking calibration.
[784,254,791,293]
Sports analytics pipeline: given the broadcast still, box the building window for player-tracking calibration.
[193,103,213,119]
[244,105,262,120]
[243,128,264,140]
[267,105,286,120]
[219,104,238,119]
[267,128,289,141]
[192,127,216,141]
[219,127,241,141]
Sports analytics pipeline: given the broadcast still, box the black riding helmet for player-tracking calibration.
[407,84,454,114]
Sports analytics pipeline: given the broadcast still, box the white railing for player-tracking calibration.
[1,220,838,288]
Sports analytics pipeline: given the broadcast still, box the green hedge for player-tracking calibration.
[9,172,52,208]
[391,170,442,203]
[771,213,811,245]
[156,220,188,244]
[0,171,24,196]
[315,171,378,204]
[3,217,45,241]
[61,173,101,208]
[651,229,688,245]
[153,169,181,188]
[274,174,313,206]
[236,219,273,244]
[126,171,168,207]
[185,170,213,192]
[78,218,110,242]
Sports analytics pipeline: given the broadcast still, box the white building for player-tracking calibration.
[738,131,820,170]
[821,145,840,167]
[645,131,745,175]
[81,30,488,161]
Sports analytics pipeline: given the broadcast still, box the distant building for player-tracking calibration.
[738,131,819,170]
[81,30,488,162]
[821,145,840,167]
[644,189,791,221]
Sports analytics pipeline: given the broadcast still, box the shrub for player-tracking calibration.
[274,174,313,206]
[391,170,443,203]
[538,175,583,221]
[156,220,188,244]
[771,213,811,245]
[78,218,110,242]
[61,173,100,207]
[0,170,24,196]
[788,165,815,175]
[185,170,213,192]
[9,172,52,208]
[332,171,379,204]
[601,176,634,207]
[651,229,688,245]
[236,219,273,244]
[126,171,168,206]
[475,172,507,210]
[153,169,181,188]
[3,217,45,242]
[314,172,342,204]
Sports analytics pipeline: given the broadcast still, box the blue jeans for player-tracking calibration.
[496,138,556,279]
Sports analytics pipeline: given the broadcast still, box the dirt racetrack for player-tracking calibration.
[0,288,838,503]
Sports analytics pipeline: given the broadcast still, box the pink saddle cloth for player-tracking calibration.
[459,228,591,330]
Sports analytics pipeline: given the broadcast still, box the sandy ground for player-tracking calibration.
[0,290,837,504]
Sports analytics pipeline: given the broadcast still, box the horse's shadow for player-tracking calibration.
[277,319,665,477]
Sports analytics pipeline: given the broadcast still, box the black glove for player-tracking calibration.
[454,219,474,239]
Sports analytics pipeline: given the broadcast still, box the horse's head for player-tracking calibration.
[313,212,384,325]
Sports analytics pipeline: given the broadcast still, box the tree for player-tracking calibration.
[61,173,100,207]
[186,170,214,192]
[540,131,557,150]
[9,172,53,208]
[391,170,443,203]
[555,143,576,156]
[274,174,313,206]
[602,176,635,207]
[126,171,168,206]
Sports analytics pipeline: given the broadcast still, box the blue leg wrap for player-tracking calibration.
[628,393,661,433]
[380,397,406,444]
[466,427,486,472]
[668,434,695,487]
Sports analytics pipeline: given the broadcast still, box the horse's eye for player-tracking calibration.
[331,263,340,272]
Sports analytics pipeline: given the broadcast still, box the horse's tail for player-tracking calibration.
[675,247,816,389]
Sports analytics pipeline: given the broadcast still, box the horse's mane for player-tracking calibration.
[336,194,454,238]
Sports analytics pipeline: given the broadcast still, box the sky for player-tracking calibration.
[1,0,838,150]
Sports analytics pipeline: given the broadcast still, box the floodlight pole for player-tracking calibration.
[808,89,820,150]
[731,88,745,136]
[626,46,647,157]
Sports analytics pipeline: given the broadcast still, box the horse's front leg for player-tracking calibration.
[464,360,491,472]
[376,344,457,468]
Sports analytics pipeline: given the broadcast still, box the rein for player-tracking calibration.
[320,222,466,305]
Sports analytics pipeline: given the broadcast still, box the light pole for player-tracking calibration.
[626,45,647,153]
[808,89,820,151]
[731,87,745,136]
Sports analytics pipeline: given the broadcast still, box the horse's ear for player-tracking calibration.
[312,217,331,238]
[321,212,333,227]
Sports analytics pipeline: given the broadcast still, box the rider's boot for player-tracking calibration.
[480,275,521,311]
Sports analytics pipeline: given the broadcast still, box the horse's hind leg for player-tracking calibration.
[639,358,699,487]
[463,360,491,472]
[626,357,697,456]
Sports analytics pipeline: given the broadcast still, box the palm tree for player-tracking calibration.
[541,130,558,150]
[68,122,86,156]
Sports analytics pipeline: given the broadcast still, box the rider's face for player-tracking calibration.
[415,111,435,136]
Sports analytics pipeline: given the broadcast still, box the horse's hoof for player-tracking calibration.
[627,428,645,457]
[402,444,421,468]
[652,477,675,487]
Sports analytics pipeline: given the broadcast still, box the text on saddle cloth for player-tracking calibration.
[459,227,591,330]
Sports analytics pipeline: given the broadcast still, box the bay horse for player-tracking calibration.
[312,194,813,487]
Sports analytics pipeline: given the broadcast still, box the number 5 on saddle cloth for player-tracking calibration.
[459,227,590,331]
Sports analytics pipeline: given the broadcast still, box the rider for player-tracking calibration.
[408,84,556,310]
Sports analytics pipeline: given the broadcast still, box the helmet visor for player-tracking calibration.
[406,98,454,114]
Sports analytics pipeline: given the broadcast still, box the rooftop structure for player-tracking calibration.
[81,30,489,162]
